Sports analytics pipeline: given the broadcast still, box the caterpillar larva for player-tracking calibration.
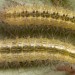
[1,5,75,30]
[0,37,75,68]
[0,0,75,75]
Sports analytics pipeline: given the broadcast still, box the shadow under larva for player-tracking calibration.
[0,1,75,75]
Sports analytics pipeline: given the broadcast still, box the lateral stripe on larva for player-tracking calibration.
[0,5,75,67]
[0,52,75,64]
[4,9,75,23]
[0,45,75,59]
[4,5,75,21]
[2,16,75,30]
[4,5,75,17]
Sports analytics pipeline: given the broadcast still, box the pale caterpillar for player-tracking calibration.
[0,38,75,68]
[0,0,75,75]
[1,5,75,29]
[0,5,75,39]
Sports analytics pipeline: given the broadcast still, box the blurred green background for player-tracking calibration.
[0,0,75,10]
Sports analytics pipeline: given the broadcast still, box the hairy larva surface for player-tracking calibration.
[0,37,75,68]
[0,3,75,63]
[0,0,75,75]
[1,5,75,30]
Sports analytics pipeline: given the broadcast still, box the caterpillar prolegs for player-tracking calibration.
[0,2,75,75]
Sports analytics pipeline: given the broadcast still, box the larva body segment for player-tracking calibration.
[0,38,75,68]
[1,5,75,30]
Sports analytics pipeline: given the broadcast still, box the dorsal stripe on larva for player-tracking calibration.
[4,5,75,23]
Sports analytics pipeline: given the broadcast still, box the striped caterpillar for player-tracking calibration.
[0,2,75,75]
[1,5,75,30]
[0,37,75,68]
